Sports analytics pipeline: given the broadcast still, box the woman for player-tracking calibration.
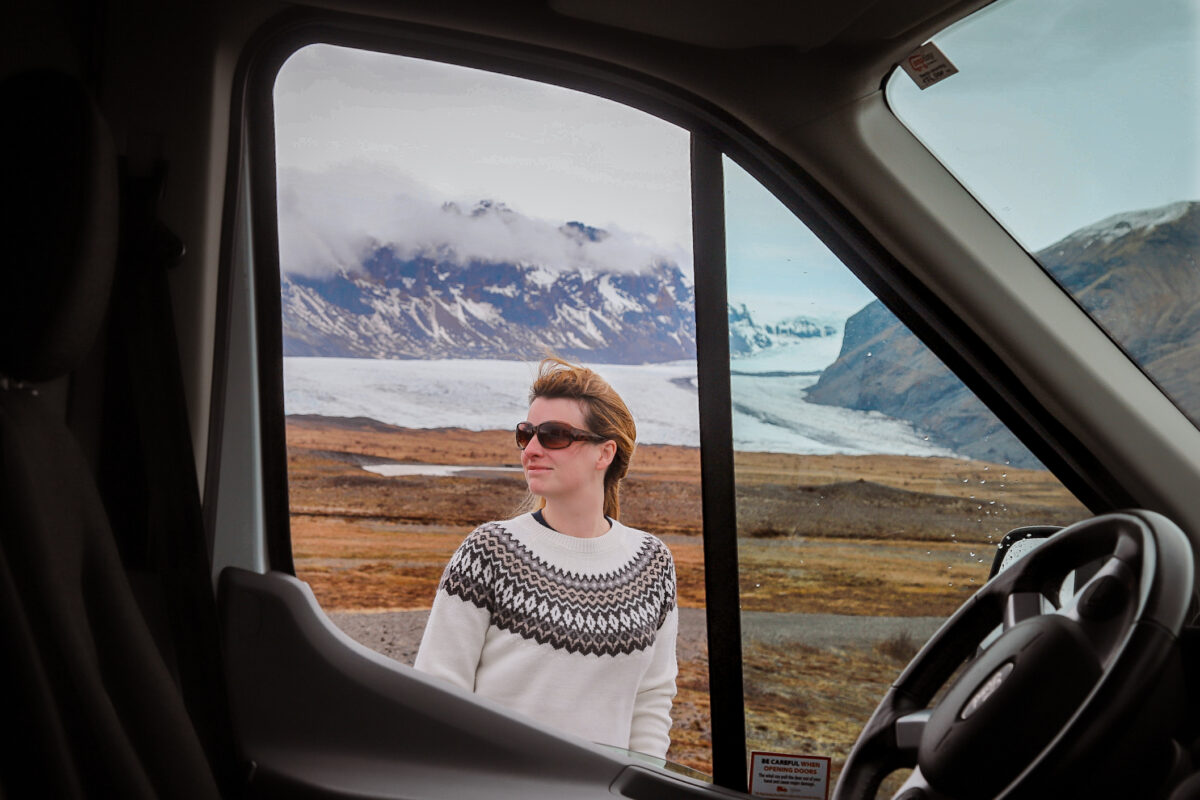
[414,356,678,759]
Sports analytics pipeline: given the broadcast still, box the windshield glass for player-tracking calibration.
[887,0,1200,422]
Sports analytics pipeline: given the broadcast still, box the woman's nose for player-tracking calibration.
[523,434,545,456]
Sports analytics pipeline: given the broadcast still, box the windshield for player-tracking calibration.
[887,0,1200,422]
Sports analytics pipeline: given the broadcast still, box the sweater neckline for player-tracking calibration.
[516,512,626,554]
[532,508,613,535]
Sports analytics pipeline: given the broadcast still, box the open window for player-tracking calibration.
[272,43,711,772]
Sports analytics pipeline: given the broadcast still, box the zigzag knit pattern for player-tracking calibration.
[439,522,676,657]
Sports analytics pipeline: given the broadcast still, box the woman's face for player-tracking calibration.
[520,396,613,505]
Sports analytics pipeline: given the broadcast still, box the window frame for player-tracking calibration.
[209,7,1125,790]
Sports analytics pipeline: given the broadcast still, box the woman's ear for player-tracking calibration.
[596,440,616,471]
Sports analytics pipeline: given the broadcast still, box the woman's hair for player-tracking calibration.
[527,356,637,519]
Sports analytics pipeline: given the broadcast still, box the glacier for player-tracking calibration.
[284,354,958,458]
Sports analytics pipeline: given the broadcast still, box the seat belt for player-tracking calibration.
[113,159,243,796]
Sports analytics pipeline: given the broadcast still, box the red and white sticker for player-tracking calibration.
[748,752,831,799]
[900,42,959,90]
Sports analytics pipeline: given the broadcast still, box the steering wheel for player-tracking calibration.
[833,510,1195,800]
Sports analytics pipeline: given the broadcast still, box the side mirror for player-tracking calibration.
[989,525,1063,579]
[988,523,1106,599]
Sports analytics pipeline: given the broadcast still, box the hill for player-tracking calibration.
[806,200,1200,465]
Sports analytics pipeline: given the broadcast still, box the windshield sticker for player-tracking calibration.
[748,752,831,799]
[900,42,959,90]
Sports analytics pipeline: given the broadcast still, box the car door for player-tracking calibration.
[204,6,1191,798]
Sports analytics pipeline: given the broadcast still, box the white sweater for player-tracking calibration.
[414,513,678,758]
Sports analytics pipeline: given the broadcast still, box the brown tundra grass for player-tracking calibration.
[286,417,1086,780]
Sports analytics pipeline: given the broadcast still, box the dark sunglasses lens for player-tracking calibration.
[537,422,574,449]
[515,422,535,449]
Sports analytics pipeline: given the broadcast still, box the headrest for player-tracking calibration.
[0,70,118,383]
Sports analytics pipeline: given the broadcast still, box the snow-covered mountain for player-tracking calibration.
[281,200,837,364]
[1048,201,1193,250]
[282,251,697,363]
[728,303,837,358]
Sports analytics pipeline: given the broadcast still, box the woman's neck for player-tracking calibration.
[540,497,611,538]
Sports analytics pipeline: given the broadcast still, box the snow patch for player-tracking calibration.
[525,266,560,288]
[1065,201,1193,248]
[597,276,642,315]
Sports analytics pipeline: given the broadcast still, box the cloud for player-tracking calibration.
[277,162,691,279]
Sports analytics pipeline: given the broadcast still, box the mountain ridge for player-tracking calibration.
[282,249,698,364]
[281,204,837,364]
[807,200,1200,466]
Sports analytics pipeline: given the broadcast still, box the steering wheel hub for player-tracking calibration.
[919,614,1101,798]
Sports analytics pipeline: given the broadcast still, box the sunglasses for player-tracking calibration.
[515,420,608,450]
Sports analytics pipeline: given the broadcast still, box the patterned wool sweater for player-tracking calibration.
[414,512,678,758]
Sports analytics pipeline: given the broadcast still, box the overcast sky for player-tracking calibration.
[274,0,1196,320]
[275,47,694,270]
[274,43,876,320]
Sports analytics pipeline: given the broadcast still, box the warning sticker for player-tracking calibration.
[899,42,959,90]
[748,752,831,799]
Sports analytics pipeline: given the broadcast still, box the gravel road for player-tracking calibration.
[328,607,946,665]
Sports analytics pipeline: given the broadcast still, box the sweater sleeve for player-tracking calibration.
[413,533,493,691]
[628,557,679,759]
[413,589,490,691]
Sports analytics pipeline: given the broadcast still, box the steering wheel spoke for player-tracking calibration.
[1002,590,1046,630]
[893,710,930,757]
[1058,555,1140,663]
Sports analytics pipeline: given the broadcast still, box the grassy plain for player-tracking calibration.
[286,415,1087,780]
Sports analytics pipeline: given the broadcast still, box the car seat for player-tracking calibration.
[0,69,221,798]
